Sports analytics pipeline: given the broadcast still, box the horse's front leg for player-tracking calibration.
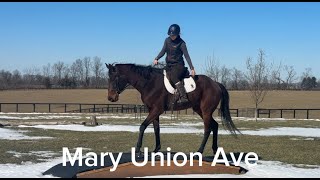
[153,116,161,152]
[136,109,161,154]
[197,114,211,154]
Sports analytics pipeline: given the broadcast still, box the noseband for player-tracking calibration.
[113,75,130,95]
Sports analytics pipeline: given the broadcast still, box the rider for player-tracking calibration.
[153,24,196,103]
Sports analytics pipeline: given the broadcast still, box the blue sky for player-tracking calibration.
[0,2,320,78]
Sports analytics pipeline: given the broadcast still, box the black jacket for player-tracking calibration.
[155,36,194,70]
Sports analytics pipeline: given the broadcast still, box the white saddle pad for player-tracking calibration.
[163,70,196,94]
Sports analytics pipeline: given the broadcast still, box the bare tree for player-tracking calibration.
[301,68,312,80]
[74,59,84,87]
[12,69,22,89]
[0,70,12,89]
[70,61,79,87]
[83,57,91,88]
[52,61,65,87]
[204,53,220,82]
[42,63,51,78]
[300,68,317,90]
[92,56,103,88]
[23,66,41,88]
[270,61,283,90]
[245,49,270,121]
[220,65,231,88]
[230,68,244,90]
[42,63,52,89]
[284,65,297,89]
[60,64,71,88]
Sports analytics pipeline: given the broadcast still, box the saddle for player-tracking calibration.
[163,68,196,94]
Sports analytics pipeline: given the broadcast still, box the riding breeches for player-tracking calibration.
[165,63,186,85]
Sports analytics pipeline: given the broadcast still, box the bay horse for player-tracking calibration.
[105,63,240,155]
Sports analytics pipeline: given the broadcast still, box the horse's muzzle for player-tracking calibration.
[108,94,119,102]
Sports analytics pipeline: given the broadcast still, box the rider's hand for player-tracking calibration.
[191,69,196,77]
[153,59,158,65]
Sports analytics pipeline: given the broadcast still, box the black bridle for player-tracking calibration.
[112,75,130,95]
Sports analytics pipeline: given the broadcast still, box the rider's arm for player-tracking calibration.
[155,39,167,60]
[181,42,194,70]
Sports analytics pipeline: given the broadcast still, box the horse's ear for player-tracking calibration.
[106,63,116,72]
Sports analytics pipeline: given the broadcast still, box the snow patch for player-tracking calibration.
[0,128,53,140]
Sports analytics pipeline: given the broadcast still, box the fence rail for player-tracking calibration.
[0,103,319,119]
[257,108,320,119]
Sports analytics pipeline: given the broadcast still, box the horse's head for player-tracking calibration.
[105,63,130,102]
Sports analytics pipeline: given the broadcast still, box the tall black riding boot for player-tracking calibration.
[175,81,189,103]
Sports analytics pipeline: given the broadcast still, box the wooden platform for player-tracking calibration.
[77,160,247,178]
[43,152,248,178]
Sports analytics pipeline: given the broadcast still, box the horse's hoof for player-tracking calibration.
[196,149,204,154]
[213,151,217,155]
[153,146,161,153]
[135,153,143,158]
[135,151,143,158]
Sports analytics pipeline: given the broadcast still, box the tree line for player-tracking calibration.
[0,56,108,90]
[0,51,318,91]
[204,50,318,91]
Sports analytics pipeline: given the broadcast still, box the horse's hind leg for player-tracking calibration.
[153,117,161,152]
[210,118,219,154]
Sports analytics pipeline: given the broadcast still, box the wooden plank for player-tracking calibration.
[77,160,246,178]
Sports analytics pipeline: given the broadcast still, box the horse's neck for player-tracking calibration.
[125,70,154,94]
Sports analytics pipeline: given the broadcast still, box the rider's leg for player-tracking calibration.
[170,64,188,103]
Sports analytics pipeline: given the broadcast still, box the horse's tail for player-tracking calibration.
[217,82,242,136]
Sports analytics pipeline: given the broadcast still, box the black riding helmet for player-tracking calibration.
[167,24,180,36]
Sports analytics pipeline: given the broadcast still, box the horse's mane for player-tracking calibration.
[115,63,163,80]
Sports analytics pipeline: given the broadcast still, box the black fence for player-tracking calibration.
[257,108,320,119]
[0,103,238,117]
[0,103,319,119]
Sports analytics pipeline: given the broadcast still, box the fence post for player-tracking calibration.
[280,109,283,118]
[79,104,82,113]
[33,104,36,112]
[140,105,142,120]
[65,104,67,113]
[268,109,271,118]
[236,109,239,117]
[0,103,2,112]
[134,105,137,119]
[293,110,296,118]
[307,110,309,119]
[257,109,260,118]
[93,104,96,113]
[16,104,19,112]
[49,104,51,113]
